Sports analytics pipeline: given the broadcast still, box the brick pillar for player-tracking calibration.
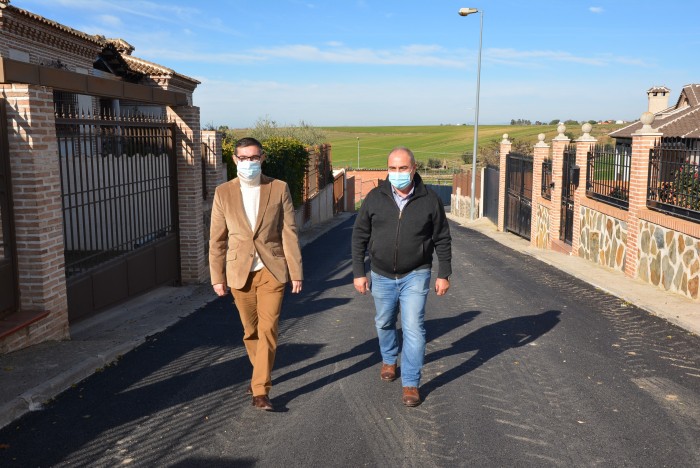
[571,124,597,255]
[201,130,226,197]
[531,134,550,246]
[167,105,207,284]
[1,84,69,349]
[550,124,570,248]
[497,134,511,232]
[624,113,662,278]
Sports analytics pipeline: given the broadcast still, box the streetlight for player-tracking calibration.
[459,7,483,221]
[356,137,360,169]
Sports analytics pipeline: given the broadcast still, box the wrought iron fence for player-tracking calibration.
[648,137,700,221]
[55,108,178,277]
[541,159,552,200]
[586,143,631,209]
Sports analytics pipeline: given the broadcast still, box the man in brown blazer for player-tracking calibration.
[209,137,303,411]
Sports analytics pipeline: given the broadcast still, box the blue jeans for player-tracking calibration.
[370,269,431,387]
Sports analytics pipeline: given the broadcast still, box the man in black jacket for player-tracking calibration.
[352,146,452,407]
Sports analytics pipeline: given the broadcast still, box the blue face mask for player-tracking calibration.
[388,171,412,190]
[237,160,262,180]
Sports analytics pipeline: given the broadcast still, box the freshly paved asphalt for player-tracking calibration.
[1,214,700,467]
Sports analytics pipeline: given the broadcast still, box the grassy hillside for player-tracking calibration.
[323,123,625,169]
[232,123,625,170]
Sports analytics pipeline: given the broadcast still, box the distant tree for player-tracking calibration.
[549,119,560,125]
[564,119,579,126]
[427,158,442,169]
[588,120,597,125]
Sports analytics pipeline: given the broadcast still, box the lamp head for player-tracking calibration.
[458,8,478,16]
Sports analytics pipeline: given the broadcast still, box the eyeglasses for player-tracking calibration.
[235,155,262,162]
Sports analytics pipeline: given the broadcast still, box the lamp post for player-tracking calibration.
[459,7,483,220]
[356,137,360,169]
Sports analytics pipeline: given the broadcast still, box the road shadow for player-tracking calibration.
[272,310,480,407]
[422,310,561,396]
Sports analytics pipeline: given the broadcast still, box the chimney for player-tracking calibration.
[647,86,671,114]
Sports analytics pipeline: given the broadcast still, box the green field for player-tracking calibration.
[322,123,624,170]
[231,123,625,170]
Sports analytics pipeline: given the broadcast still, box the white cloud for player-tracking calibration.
[486,48,650,67]
[589,7,604,14]
[251,44,465,68]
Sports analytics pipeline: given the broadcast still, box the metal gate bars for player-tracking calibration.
[55,108,180,321]
[505,152,533,240]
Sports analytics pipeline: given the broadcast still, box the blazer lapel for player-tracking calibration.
[231,178,254,234]
[252,176,272,235]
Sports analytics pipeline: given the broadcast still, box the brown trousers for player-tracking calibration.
[230,267,285,397]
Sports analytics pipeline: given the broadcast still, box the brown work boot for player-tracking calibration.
[380,363,397,381]
[402,387,421,407]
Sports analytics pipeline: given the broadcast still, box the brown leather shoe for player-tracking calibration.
[402,387,421,407]
[252,395,274,411]
[380,363,397,381]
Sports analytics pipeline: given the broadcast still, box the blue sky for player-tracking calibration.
[17,0,700,127]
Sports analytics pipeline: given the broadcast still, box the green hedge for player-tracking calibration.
[221,136,309,208]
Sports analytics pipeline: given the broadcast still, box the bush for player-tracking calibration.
[250,117,327,146]
[427,158,443,169]
[262,137,309,208]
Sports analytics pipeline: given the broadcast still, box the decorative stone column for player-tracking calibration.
[549,124,570,250]
[571,123,597,254]
[531,133,550,247]
[624,112,662,279]
[497,134,511,232]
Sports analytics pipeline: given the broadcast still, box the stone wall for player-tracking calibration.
[535,205,550,249]
[637,220,699,300]
[578,206,627,273]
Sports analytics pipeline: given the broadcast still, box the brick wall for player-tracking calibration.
[0,84,69,353]
[167,105,207,284]
[0,7,102,71]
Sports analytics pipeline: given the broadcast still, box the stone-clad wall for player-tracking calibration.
[637,221,700,300]
[578,206,627,273]
[535,205,549,249]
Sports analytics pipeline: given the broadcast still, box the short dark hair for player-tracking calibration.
[235,137,263,156]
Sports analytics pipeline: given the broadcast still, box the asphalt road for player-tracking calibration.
[2,216,700,467]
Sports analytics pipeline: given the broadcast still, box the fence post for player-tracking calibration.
[572,123,597,255]
[201,130,226,196]
[167,105,207,284]
[624,112,662,279]
[1,84,69,351]
[531,133,550,247]
[550,124,570,250]
[497,134,511,232]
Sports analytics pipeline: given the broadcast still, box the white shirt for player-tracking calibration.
[239,174,265,272]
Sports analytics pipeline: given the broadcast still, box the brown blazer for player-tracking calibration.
[209,175,303,290]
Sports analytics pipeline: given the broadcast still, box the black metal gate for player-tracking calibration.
[505,153,532,239]
[56,109,180,322]
[560,144,576,244]
[483,165,499,225]
[0,100,18,318]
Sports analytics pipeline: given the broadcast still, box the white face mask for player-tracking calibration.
[237,160,262,180]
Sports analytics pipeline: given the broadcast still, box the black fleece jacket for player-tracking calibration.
[352,173,452,280]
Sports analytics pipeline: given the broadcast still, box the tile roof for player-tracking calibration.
[121,55,200,85]
[610,84,700,139]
